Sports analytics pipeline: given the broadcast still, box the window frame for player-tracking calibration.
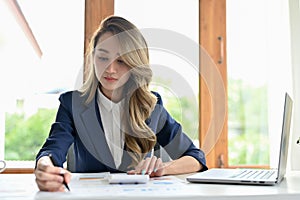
[199,0,228,168]
[2,0,114,174]
[4,0,270,173]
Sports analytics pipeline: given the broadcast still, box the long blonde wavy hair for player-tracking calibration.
[79,16,157,168]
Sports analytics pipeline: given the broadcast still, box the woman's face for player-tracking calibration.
[94,32,131,99]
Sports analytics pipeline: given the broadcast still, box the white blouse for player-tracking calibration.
[97,88,125,168]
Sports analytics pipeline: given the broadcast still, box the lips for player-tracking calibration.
[104,76,117,81]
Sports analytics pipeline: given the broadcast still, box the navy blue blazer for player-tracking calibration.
[36,90,207,173]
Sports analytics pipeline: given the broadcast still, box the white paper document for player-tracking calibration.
[35,172,187,199]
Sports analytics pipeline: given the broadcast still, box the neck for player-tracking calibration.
[100,86,124,103]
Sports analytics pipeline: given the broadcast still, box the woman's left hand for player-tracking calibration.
[127,156,167,177]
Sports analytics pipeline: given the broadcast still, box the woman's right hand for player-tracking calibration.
[34,156,71,192]
[127,156,168,177]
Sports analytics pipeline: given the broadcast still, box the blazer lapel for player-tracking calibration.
[72,91,116,169]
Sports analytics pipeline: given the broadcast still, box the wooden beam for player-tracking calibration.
[84,0,114,81]
[2,168,34,174]
[84,0,114,54]
[5,0,42,58]
[199,0,228,168]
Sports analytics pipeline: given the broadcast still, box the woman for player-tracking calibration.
[35,16,207,192]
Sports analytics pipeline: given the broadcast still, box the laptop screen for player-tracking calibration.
[277,93,293,182]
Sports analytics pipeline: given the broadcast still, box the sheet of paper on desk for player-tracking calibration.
[35,174,187,199]
[0,174,38,198]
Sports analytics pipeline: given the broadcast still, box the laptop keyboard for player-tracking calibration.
[231,170,276,180]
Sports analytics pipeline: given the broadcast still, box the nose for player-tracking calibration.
[105,60,117,73]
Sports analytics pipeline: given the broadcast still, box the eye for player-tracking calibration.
[98,56,109,62]
[117,59,125,64]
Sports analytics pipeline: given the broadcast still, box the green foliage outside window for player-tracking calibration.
[228,78,269,165]
[5,108,57,160]
[150,79,199,141]
[163,96,199,141]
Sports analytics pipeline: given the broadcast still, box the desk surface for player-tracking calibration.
[0,171,300,200]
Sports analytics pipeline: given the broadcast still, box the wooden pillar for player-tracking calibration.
[199,0,228,168]
[84,0,114,80]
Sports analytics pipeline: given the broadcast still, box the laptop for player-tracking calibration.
[187,92,293,185]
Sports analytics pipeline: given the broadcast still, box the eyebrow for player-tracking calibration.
[96,48,121,57]
[97,48,109,53]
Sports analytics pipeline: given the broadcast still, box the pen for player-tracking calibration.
[48,154,70,191]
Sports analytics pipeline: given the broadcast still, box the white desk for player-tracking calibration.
[0,171,300,200]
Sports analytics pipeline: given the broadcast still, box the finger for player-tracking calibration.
[135,159,145,169]
[37,159,63,175]
[153,158,163,173]
[63,170,72,184]
[36,170,71,192]
[48,185,66,192]
[35,179,49,191]
[134,159,145,174]
[35,178,64,192]
[35,164,66,182]
[35,169,64,183]
[147,156,157,174]
[151,159,170,177]
[140,157,152,175]
[36,156,53,170]
[127,170,136,174]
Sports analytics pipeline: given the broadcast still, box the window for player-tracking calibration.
[115,0,200,144]
[0,0,84,163]
[2,0,296,170]
[226,0,292,167]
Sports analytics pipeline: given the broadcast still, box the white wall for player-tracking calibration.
[289,0,300,170]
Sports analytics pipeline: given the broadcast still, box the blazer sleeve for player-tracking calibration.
[152,92,208,172]
[35,91,75,167]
